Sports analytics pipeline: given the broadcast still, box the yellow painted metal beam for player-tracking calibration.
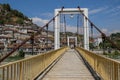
[76,47,120,80]
[0,47,68,80]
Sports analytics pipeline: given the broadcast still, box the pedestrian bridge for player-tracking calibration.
[0,47,120,80]
[0,7,120,80]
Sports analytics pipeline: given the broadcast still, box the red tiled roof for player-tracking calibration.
[3,28,18,32]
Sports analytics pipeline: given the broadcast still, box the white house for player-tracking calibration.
[94,37,102,47]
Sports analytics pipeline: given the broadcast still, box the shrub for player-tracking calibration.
[18,49,25,57]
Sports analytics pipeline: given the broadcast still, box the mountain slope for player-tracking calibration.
[0,3,32,25]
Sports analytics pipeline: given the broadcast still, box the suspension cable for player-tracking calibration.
[53,18,55,45]
[101,33,106,54]
[77,14,80,45]
[59,7,64,46]
[90,23,93,51]
[77,6,120,51]
[46,24,48,50]
[31,33,34,55]
[60,12,62,35]
[0,6,64,63]
[63,14,67,45]
[77,14,79,35]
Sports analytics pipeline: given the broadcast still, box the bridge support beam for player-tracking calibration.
[67,36,77,47]
[54,9,60,49]
[83,9,89,50]
[54,8,89,50]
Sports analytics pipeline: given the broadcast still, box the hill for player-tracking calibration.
[0,3,32,26]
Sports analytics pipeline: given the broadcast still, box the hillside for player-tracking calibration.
[0,3,32,25]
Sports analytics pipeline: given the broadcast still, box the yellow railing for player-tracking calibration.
[76,47,120,80]
[0,47,68,80]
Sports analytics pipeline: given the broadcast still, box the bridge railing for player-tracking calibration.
[76,47,120,80]
[0,47,68,80]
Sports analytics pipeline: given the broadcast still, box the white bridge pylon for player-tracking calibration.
[54,8,89,50]
[67,36,77,47]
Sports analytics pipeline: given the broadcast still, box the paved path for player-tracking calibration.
[42,49,95,80]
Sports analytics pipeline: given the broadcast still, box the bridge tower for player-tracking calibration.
[54,8,89,50]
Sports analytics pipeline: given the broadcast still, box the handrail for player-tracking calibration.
[0,47,68,80]
[76,47,120,80]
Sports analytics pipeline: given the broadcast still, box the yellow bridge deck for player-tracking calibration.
[41,49,94,80]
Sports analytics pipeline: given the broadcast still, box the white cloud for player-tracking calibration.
[103,6,120,16]
[66,25,77,33]
[31,17,120,36]
[101,28,111,36]
[31,17,49,26]
[111,30,120,33]
[89,7,108,15]
[31,17,55,31]
[99,29,120,36]
[65,25,84,33]
[117,5,120,9]
[60,24,78,33]
[31,17,79,33]
[41,12,53,18]
[101,28,108,33]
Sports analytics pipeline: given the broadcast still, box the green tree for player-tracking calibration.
[16,18,24,25]
[18,49,25,57]
[110,32,120,48]
[3,4,11,11]
[89,43,94,50]
[0,20,5,25]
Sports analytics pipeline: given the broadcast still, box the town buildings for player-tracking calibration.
[0,24,54,56]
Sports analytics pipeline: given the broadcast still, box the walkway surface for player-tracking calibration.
[42,49,95,80]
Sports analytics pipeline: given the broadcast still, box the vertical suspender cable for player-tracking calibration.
[77,6,120,51]
[77,14,79,46]
[101,33,105,54]
[77,14,79,35]
[80,14,84,47]
[31,34,34,55]
[64,14,67,46]
[59,12,62,46]
[91,23,94,51]
[46,24,48,50]
[53,18,55,49]
[60,13,62,35]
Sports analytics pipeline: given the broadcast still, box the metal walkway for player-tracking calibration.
[41,49,95,80]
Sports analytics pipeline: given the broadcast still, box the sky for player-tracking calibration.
[0,0,120,35]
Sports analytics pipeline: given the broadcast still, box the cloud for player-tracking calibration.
[31,17,49,26]
[41,12,53,18]
[89,7,108,15]
[100,28,120,36]
[109,5,120,16]
[117,5,120,9]
[104,6,120,16]
[60,23,79,33]
[31,17,55,31]
[101,28,111,35]
[31,17,78,32]
[65,25,84,33]
[66,25,77,33]
[111,30,120,34]
[101,28,108,33]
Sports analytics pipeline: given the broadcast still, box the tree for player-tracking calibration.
[16,18,24,25]
[0,3,33,25]
[110,32,120,48]
[3,4,11,11]
[0,20,4,25]
[89,43,94,50]
[18,49,25,57]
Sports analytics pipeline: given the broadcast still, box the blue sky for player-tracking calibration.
[0,0,120,34]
